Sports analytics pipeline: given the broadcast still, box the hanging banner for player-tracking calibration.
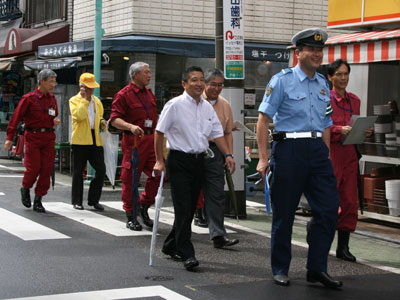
[223,0,245,80]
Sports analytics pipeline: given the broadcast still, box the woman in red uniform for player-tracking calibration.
[328,59,360,262]
[4,69,60,213]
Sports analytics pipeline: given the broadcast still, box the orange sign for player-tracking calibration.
[328,0,400,28]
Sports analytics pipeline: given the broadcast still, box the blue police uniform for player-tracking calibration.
[259,64,339,275]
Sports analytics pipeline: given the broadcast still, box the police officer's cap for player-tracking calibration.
[291,28,328,48]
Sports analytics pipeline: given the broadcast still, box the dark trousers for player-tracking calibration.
[269,138,339,275]
[203,143,226,240]
[71,132,106,206]
[163,150,204,260]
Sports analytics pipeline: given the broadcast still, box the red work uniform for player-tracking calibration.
[110,82,160,213]
[6,88,58,196]
[330,88,361,232]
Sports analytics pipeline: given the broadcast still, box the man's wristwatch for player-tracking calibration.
[225,153,234,159]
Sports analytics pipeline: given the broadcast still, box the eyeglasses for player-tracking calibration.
[208,82,224,88]
[333,72,349,78]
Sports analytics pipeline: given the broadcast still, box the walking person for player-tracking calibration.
[327,59,360,262]
[69,73,106,211]
[4,69,60,212]
[196,68,239,249]
[153,66,235,270]
[110,62,160,231]
[256,28,342,288]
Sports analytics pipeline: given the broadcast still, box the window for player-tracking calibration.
[0,0,22,21]
[25,0,66,26]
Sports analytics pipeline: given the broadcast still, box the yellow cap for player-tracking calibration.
[79,73,99,88]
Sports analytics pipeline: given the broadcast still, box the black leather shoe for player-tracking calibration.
[306,271,343,289]
[183,257,199,270]
[126,219,142,231]
[140,204,153,228]
[33,195,45,213]
[194,208,208,228]
[336,246,356,262]
[213,236,239,248]
[162,248,184,261]
[73,204,84,210]
[273,274,290,286]
[89,203,104,211]
[20,187,31,208]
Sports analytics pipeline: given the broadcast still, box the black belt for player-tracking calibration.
[170,150,205,159]
[124,130,153,135]
[26,127,54,133]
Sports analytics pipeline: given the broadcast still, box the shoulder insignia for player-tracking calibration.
[325,103,333,116]
[266,86,273,97]
[320,89,326,95]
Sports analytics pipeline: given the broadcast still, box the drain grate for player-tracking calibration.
[145,275,174,281]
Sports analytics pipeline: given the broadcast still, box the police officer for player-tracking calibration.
[256,28,342,289]
[4,69,60,212]
[110,62,160,231]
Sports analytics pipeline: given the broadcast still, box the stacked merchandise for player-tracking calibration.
[385,179,400,217]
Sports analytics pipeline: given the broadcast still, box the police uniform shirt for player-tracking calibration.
[156,91,224,154]
[258,64,332,133]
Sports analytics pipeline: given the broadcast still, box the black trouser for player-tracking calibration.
[71,130,106,206]
[163,150,205,260]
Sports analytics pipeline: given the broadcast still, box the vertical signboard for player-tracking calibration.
[223,0,245,79]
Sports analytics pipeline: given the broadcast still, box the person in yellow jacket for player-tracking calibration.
[69,73,106,211]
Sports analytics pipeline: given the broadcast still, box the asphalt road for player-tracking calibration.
[0,159,399,300]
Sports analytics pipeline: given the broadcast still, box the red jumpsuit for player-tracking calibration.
[6,88,58,196]
[109,83,160,213]
[330,88,360,232]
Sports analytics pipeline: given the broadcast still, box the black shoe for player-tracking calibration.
[162,248,184,261]
[213,236,239,248]
[89,203,104,211]
[140,204,153,228]
[306,271,343,289]
[273,274,290,286]
[194,208,208,228]
[336,246,356,262]
[126,219,142,231]
[73,204,84,210]
[183,257,199,270]
[20,187,31,208]
[33,195,45,213]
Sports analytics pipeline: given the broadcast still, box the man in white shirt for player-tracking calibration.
[153,66,235,271]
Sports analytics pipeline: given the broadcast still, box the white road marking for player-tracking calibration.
[0,192,5,195]
[103,201,236,235]
[0,175,23,178]
[0,208,70,241]
[246,200,266,208]
[45,202,152,236]
[1,285,191,300]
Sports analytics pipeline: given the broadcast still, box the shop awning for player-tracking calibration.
[289,28,400,66]
[23,56,82,70]
[0,56,16,70]
[37,35,290,62]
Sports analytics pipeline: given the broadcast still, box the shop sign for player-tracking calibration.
[328,0,400,28]
[244,93,256,106]
[247,48,290,62]
[38,42,84,58]
[223,0,245,80]
[101,70,114,82]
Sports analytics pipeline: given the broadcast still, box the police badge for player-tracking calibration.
[320,89,326,95]
[266,86,273,96]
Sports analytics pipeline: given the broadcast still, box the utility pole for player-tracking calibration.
[216,0,246,218]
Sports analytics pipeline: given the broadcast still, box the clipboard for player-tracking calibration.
[342,116,377,145]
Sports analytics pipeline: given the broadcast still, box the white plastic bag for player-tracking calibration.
[100,122,119,187]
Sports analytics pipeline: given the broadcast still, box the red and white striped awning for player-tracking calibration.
[289,28,400,66]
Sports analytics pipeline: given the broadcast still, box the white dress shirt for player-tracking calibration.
[88,96,95,129]
[156,91,224,154]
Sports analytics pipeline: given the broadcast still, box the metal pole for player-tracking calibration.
[86,0,103,182]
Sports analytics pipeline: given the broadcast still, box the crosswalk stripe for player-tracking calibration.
[102,201,236,235]
[246,200,266,208]
[0,208,70,241]
[45,202,152,236]
[1,285,191,300]
[0,175,24,178]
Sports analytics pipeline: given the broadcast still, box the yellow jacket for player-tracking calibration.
[69,92,104,146]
